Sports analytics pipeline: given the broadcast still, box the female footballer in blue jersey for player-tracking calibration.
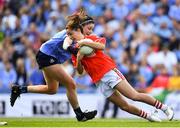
[10,10,96,121]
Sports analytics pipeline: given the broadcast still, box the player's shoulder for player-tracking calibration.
[85,34,106,44]
[52,29,66,39]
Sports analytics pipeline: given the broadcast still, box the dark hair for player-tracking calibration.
[66,8,94,32]
[80,15,94,26]
[66,13,83,33]
[79,8,94,26]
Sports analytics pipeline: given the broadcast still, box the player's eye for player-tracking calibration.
[88,27,93,31]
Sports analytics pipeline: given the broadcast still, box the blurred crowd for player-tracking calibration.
[0,0,179,93]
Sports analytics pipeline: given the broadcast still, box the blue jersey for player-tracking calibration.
[40,30,71,64]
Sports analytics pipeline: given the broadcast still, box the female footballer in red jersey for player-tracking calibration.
[65,14,174,122]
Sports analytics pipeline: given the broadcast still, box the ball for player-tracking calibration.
[79,46,94,55]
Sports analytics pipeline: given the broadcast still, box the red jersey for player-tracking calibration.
[72,35,116,83]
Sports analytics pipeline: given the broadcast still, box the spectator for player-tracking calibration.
[146,65,170,100]
[152,5,172,29]
[26,23,41,51]
[117,51,130,76]
[67,0,81,13]
[167,64,180,91]
[169,18,180,52]
[138,0,156,17]
[83,0,103,17]
[157,44,178,74]
[108,40,123,62]
[103,8,114,22]
[131,31,149,63]
[25,47,44,85]
[51,0,64,11]
[25,48,37,76]
[138,15,154,37]
[0,52,16,93]
[113,22,128,43]
[94,16,106,36]
[14,58,29,86]
[19,7,30,30]
[74,73,95,93]
[25,0,39,20]
[0,0,5,15]
[45,11,62,36]
[153,5,173,41]
[147,44,161,70]
[139,55,153,86]
[150,34,161,52]
[27,51,44,85]
[126,62,139,88]
[111,0,129,20]
[8,0,22,15]
[58,3,71,21]
[11,19,25,45]
[169,0,180,22]
[2,9,17,30]
[30,7,45,33]
[101,98,119,118]
[156,0,170,14]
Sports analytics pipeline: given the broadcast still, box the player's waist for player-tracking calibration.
[88,66,116,83]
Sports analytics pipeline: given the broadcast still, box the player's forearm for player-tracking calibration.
[76,60,84,74]
[83,42,105,50]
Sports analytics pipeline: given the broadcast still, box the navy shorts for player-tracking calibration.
[36,51,58,69]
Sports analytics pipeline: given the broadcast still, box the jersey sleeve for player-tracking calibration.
[86,35,106,45]
[95,37,106,45]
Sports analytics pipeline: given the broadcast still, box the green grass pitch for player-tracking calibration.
[0,118,179,128]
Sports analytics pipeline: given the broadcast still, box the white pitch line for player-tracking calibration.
[2,126,179,128]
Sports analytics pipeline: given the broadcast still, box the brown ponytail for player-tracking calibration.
[66,12,83,33]
[66,8,94,32]
[78,7,87,19]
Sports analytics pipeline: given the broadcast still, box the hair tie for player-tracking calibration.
[80,20,94,26]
